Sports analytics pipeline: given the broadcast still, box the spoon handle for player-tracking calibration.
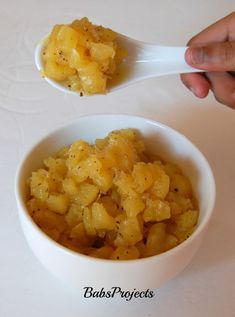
[136,45,200,76]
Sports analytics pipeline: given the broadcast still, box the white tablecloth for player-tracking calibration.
[0,1,235,316]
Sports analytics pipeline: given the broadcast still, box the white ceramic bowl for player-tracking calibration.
[15,114,215,290]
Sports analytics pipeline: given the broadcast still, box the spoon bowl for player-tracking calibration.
[35,32,200,94]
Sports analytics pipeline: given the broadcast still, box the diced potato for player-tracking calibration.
[46,193,69,214]
[84,156,113,193]
[44,60,76,81]
[30,169,56,200]
[62,177,79,196]
[132,162,153,193]
[43,157,67,176]
[42,25,61,62]
[74,182,99,206]
[57,25,79,52]
[114,171,136,197]
[175,210,199,230]
[121,195,145,217]
[115,215,142,247]
[166,191,194,213]
[144,223,166,256]
[163,234,178,251]
[169,201,182,216]
[69,47,87,69]
[94,26,116,42]
[163,162,182,179]
[98,196,118,217]
[66,140,91,169]
[107,131,138,172]
[32,208,67,233]
[89,43,115,61]
[91,202,116,231]
[83,207,96,236]
[70,222,90,245]
[71,18,95,44]
[79,62,107,94]
[68,160,90,183]
[65,203,83,227]
[27,198,46,216]
[149,163,170,199]
[143,199,171,222]
[170,174,192,198]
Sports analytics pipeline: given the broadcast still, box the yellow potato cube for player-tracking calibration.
[170,174,192,198]
[83,155,113,193]
[44,60,76,81]
[42,24,61,62]
[30,169,56,200]
[69,47,87,69]
[65,203,83,227]
[62,177,79,196]
[115,216,142,247]
[149,163,170,199]
[132,162,153,193]
[163,234,178,251]
[121,195,145,217]
[69,222,90,246]
[83,207,96,236]
[57,25,79,52]
[89,43,115,61]
[27,198,46,216]
[95,26,116,42]
[66,140,91,169]
[46,193,69,214]
[98,196,119,217]
[114,171,136,198]
[79,62,107,94]
[144,223,166,256]
[175,210,199,230]
[144,198,171,222]
[43,157,67,176]
[74,182,99,206]
[33,208,67,233]
[91,202,116,231]
[163,162,182,179]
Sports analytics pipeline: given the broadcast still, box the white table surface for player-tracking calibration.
[1,0,235,316]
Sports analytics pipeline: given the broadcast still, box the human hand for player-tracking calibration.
[181,12,235,109]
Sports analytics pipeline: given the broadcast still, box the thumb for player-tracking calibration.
[185,41,235,71]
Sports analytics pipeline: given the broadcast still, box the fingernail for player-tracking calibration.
[188,47,205,65]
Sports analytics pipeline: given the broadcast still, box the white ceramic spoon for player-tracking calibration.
[35,33,200,94]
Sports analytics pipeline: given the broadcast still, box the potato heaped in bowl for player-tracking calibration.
[26,128,199,260]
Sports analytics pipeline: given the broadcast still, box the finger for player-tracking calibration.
[185,41,235,71]
[180,73,210,98]
[188,12,235,45]
[206,72,235,108]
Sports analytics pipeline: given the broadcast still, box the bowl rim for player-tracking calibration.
[15,113,216,265]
